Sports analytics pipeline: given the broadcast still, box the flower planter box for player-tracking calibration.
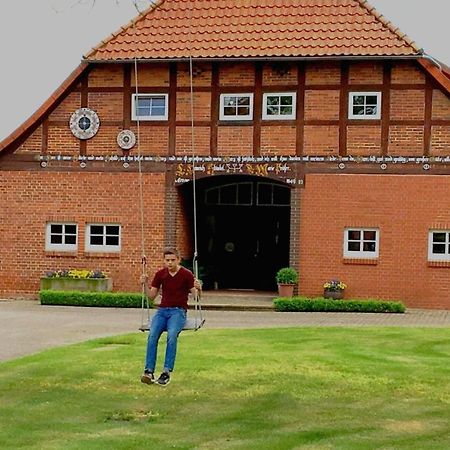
[323,289,344,300]
[40,278,113,292]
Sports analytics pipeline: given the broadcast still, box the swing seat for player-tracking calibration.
[139,316,205,332]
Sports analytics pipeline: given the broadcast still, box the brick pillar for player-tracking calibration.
[164,167,177,247]
[289,184,301,295]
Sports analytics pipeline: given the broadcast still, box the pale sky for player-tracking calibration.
[1,0,449,142]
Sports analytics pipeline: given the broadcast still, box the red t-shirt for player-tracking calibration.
[151,266,194,310]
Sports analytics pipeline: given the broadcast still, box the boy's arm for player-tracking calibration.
[140,275,159,300]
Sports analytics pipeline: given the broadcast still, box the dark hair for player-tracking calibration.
[163,247,180,258]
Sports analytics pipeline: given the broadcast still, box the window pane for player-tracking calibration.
[106,236,119,246]
[267,96,279,106]
[353,106,365,115]
[65,225,76,235]
[348,242,360,251]
[90,235,103,245]
[223,107,236,116]
[51,224,63,234]
[363,242,376,252]
[353,96,364,105]
[90,225,104,235]
[150,106,165,116]
[280,106,292,115]
[238,183,252,205]
[138,98,151,107]
[238,97,250,106]
[273,185,290,205]
[433,233,446,243]
[224,97,236,106]
[433,244,446,254]
[65,235,76,245]
[281,96,293,106]
[348,230,361,240]
[258,184,272,204]
[237,106,250,115]
[365,106,377,116]
[205,188,219,204]
[51,235,63,244]
[266,106,278,116]
[151,97,165,107]
[106,226,119,236]
[366,95,378,105]
[220,185,237,204]
[364,230,376,241]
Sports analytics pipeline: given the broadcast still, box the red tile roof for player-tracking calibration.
[85,0,420,61]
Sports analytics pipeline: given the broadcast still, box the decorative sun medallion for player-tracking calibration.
[69,108,100,140]
[117,130,136,150]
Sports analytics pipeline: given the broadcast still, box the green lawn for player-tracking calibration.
[0,327,449,449]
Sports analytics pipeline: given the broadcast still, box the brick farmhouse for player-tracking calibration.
[1,0,450,309]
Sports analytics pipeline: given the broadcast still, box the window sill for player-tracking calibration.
[45,251,78,258]
[427,261,450,268]
[343,258,378,265]
[84,252,121,259]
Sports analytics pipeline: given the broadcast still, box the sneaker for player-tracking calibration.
[156,372,171,386]
[140,370,155,385]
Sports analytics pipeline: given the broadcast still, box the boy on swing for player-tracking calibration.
[140,247,201,386]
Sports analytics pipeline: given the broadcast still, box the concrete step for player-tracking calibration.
[189,290,277,311]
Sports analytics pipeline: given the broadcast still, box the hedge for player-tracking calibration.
[39,290,154,308]
[274,297,406,313]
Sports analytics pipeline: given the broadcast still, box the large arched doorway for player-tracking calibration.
[181,175,291,291]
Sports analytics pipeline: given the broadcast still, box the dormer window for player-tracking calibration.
[348,92,381,120]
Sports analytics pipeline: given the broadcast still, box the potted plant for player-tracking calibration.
[276,267,298,297]
[323,279,347,300]
[40,269,113,292]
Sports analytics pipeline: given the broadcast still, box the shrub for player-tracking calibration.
[275,267,298,284]
[39,290,153,308]
[274,297,405,313]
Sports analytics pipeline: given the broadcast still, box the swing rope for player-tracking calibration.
[137,0,204,331]
[133,57,151,329]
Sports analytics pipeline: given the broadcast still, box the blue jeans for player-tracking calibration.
[145,307,186,373]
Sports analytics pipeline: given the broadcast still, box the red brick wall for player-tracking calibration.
[0,171,166,296]
[299,174,450,309]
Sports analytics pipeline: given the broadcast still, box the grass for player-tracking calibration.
[0,327,449,449]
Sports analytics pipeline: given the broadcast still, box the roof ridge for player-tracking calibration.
[84,0,167,59]
[357,0,420,53]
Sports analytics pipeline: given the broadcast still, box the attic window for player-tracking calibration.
[348,92,381,120]
[219,94,253,121]
[132,94,168,121]
[262,93,296,120]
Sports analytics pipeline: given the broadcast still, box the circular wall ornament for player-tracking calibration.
[117,130,136,150]
[69,108,100,140]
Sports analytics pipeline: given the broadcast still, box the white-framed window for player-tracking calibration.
[348,92,381,119]
[262,92,296,120]
[428,230,450,262]
[85,224,121,253]
[344,228,379,259]
[219,93,253,121]
[131,93,168,121]
[45,223,78,252]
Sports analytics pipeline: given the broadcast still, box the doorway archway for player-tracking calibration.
[180,175,291,291]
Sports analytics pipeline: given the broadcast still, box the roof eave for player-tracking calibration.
[85,54,421,64]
